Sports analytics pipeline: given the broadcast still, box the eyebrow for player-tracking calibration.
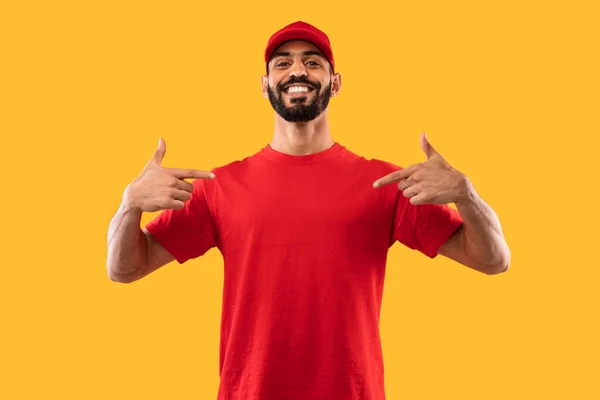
[272,50,324,59]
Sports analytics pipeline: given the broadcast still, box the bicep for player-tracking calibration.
[136,227,176,279]
[437,224,489,274]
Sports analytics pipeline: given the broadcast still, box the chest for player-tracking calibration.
[212,169,394,255]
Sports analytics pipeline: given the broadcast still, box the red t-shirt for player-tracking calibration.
[145,142,463,399]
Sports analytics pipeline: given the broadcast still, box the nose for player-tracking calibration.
[289,59,308,78]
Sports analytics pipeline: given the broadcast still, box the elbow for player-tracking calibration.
[106,265,139,284]
[484,249,511,275]
[485,262,509,275]
[108,273,136,284]
[108,273,130,284]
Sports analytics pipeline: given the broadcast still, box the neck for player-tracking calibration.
[269,110,335,156]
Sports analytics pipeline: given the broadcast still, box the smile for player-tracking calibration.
[283,85,315,94]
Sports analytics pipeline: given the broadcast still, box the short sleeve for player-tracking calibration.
[391,193,464,258]
[145,178,217,264]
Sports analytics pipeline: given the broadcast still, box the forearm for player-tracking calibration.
[455,180,511,273]
[106,200,148,281]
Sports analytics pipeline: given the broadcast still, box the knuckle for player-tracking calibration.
[168,177,179,188]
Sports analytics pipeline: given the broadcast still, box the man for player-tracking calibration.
[107,21,510,400]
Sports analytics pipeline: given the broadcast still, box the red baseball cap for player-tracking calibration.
[264,21,335,72]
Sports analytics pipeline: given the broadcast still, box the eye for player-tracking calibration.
[276,61,290,68]
[306,61,320,67]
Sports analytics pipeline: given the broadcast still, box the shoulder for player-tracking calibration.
[207,147,265,178]
[192,147,266,196]
[341,145,405,174]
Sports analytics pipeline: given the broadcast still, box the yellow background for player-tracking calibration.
[1,0,598,398]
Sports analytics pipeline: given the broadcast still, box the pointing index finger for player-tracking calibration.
[373,165,414,188]
[169,168,216,180]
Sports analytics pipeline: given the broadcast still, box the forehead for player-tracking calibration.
[272,40,324,57]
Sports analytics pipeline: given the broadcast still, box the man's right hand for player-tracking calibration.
[123,138,215,213]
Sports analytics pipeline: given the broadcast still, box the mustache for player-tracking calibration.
[277,76,321,92]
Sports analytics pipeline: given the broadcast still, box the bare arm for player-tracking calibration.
[437,183,511,275]
[106,138,214,283]
[106,199,175,283]
[373,132,510,275]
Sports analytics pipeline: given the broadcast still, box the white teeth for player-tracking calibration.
[287,86,310,93]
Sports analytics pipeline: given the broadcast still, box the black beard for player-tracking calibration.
[267,77,332,123]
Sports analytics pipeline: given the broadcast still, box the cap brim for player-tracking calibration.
[265,28,334,71]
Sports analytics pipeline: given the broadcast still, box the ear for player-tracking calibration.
[261,75,269,99]
[330,73,342,97]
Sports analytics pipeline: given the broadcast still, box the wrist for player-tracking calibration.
[454,175,477,205]
[121,185,143,215]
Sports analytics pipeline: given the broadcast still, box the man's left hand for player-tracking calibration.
[373,132,472,205]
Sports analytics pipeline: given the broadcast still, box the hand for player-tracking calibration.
[123,138,215,212]
[372,132,471,205]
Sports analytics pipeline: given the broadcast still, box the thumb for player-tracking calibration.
[420,131,439,159]
[149,137,166,166]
